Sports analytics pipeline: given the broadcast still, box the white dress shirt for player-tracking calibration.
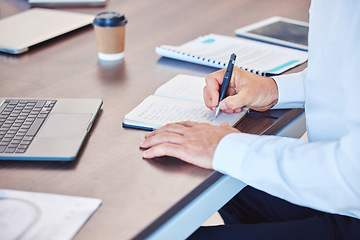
[213,0,360,219]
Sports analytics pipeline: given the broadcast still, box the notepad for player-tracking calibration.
[156,33,308,76]
[123,74,247,130]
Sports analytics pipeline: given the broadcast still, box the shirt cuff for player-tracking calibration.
[272,70,306,109]
[212,132,260,178]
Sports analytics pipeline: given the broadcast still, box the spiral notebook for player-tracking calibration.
[155,33,308,76]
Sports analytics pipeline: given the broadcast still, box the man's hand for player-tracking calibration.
[204,67,279,113]
[139,121,240,169]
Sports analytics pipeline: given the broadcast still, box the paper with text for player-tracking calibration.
[0,189,101,240]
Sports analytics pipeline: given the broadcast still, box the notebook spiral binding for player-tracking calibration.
[156,47,267,76]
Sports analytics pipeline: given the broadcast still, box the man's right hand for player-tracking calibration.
[203,67,279,113]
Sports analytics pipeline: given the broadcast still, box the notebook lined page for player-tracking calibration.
[124,95,245,129]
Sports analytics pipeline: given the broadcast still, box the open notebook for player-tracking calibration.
[123,74,247,130]
[156,33,308,76]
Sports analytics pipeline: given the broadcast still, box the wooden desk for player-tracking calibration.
[0,0,310,239]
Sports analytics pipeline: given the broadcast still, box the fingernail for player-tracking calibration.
[219,101,227,109]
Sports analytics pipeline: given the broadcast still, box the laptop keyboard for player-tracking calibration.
[0,99,56,154]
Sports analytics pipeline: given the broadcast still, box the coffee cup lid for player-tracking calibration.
[93,12,128,27]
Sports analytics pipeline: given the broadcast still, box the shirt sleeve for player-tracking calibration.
[272,69,306,109]
[213,131,360,219]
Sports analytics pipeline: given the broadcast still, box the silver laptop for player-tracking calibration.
[0,98,102,161]
[29,0,106,7]
[0,8,94,54]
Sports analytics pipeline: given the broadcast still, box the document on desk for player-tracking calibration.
[123,74,247,130]
[0,189,101,240]
[156,33,308,76]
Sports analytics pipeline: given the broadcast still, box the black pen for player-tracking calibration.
[215,53,236,118]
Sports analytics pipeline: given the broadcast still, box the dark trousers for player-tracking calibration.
[188,186,360,240]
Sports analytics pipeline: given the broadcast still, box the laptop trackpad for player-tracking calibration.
[38,113,92,138]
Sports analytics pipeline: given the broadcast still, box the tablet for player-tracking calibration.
[235,16,309,51]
